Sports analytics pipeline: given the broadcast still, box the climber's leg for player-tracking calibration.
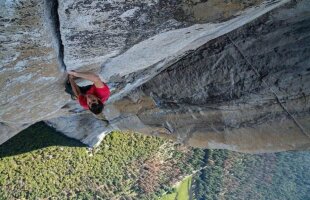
[65,77,93,100]
[64,78,78,100]
[79,85,92,94]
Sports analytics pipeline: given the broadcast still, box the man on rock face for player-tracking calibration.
[65,70,110,115]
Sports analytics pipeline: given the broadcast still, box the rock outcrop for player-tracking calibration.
[1,0,309,153]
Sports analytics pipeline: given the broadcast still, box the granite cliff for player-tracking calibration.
[1,0,309,153]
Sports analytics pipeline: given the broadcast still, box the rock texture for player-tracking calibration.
[1,0,309,153]
[45,113,111,147]
[0,0,66,143]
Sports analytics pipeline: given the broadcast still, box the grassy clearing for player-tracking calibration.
[176,176,192,200]
[159,192,177,200]
[159,176,192,200]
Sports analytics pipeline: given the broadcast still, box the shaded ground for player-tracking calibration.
[0,122,85,158]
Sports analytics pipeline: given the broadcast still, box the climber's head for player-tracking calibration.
[86,94,104,115]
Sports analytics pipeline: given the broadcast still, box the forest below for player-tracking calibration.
[0,123,309,199]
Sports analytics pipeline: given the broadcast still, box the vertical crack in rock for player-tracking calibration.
[44,0,66,71]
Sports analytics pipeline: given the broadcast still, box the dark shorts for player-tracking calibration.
[65,81,92,98]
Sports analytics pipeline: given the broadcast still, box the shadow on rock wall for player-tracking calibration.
[0,122,85,158]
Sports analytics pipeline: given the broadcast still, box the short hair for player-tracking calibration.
[89,101,104,115]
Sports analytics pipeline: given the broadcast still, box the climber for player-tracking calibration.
[65,70,110,115]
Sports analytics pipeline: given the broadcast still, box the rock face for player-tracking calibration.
[1,0,309,153]
[0,0,66,143]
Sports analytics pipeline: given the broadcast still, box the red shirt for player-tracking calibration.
[78,83,110,109]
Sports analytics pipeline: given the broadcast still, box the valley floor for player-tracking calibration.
[1,123,309,200]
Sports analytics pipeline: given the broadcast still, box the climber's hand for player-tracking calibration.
[68,74,75,80]
[68,70,77,77]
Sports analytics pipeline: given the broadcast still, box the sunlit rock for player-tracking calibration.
[0,0,66,142]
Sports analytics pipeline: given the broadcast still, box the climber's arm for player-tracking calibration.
[68,75,81,98]
[68,70,105,88]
